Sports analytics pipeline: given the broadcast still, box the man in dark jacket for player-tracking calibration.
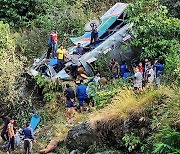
[47,35,52,59]
[90,23,98,46]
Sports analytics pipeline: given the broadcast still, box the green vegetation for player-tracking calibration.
[127,0,180,78]
[0,0,179,153]
[122,133,142,152]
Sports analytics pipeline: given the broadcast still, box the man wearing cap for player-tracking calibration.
[0,113,10,142]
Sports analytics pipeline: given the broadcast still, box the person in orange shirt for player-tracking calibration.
[7,118,15,151]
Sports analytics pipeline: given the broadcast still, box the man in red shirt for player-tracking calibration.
[51,29,58,58]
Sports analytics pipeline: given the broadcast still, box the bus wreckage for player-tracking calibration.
[28,3,135,80]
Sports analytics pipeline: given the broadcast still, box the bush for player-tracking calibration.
[153,126,180,154]
[0,21,24,114]
[127,0,180,78]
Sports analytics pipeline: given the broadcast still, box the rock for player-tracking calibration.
[66,121,99,152]
[66,112,149,152]
[70,149,81,154]
[95,150,123,154]
[99,77,108,84]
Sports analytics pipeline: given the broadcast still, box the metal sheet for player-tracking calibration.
[70,3,128,46]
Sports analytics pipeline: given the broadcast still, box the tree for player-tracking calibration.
[0,0,50,27]
[0,21,23,113]
[127,0,180,78]
[160,0,180,18]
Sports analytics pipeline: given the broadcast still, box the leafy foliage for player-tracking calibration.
[94,78,131,109]
[93,53,111,79]
[160,0,180,18]
[85,142,109,154]
[0,21,24,114]
[153,126,180,154]
[0,0,50,28]
[35,74,63,102]
[127,0,180,78]
[122,133,142,152]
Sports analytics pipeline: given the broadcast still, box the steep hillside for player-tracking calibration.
[0,0,179,154]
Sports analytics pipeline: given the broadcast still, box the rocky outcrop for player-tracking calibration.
[66,111,150,152]
[66,121,100,152]
[95,151,123,154]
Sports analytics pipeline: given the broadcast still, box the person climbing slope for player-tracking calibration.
[134,67,143,92]
[153,58,164,87]
[76,80,90,112]
[120,61,127,77]
[69,52,81,80]
[147,62,155,85]
[64,84,76,122]
[110,59,120,79]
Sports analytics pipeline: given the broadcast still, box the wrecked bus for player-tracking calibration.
[28,3,135,80]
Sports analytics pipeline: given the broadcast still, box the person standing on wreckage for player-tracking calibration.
[51,29,58,58]
[69,52,81,80]
[90,23,98,46]
[56,46,67,71]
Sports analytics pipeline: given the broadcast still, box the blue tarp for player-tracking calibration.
[30,114,41,131]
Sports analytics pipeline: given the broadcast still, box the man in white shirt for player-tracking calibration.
[147,63,155,83]
[134,67,143,92]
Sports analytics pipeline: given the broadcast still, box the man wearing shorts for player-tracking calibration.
[64,84,76,121]
[76,80,89,112]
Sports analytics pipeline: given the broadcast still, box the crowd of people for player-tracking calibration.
[64,57,164,122]
[64,72,101,122]
[109,58,165,91]
[0,113,35,153]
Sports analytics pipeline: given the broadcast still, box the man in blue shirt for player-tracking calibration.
[153,58,164,87]
[22,122,35,154]
[47,36,52,59]
[120,61,127,77]
[76,80,89,112]
[75,43,85,55]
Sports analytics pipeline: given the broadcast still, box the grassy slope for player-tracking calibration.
[33,79,180,153]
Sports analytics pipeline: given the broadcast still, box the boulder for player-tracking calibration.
[95,150,123,154]
[66,121,99,152]
[66,112,149,152]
